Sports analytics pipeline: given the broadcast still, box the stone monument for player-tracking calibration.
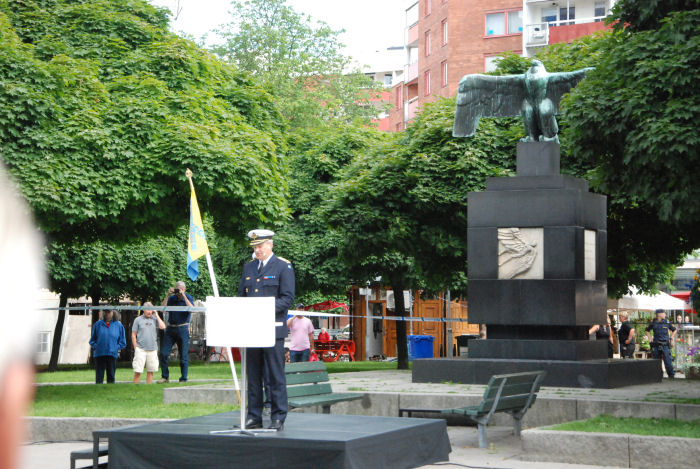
[412,62,661,388]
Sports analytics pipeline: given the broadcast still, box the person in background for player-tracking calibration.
[589,315,614,358]
[158,281,194,383]
[645,309,677,379]
[0,163,44,469]
[132,302,166,383]
[317,327,330,343]
[90,310,126,383]
[617,312,635,359]
[287,313,315,362]
[676,314,683,324]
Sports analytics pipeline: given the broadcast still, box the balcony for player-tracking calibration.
[405,97,419,122]
[526,16,610,47]
[407,23,418,46]
[405,62,418,83]
[525,23,548,47]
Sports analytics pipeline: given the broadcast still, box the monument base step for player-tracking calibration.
[412,357,662,388]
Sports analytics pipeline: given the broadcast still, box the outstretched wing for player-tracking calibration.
[498,228,530,255]
[546,67,594,113]
[453,74,526,137]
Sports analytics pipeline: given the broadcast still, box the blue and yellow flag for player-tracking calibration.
[187,183,209,281]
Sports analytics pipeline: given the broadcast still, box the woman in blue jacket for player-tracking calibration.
[89,310,126,383]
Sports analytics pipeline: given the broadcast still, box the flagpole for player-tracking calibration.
[186,169,240,405]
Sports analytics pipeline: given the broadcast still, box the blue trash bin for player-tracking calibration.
[407,335,434,360]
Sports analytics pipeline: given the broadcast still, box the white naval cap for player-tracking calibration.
[248,229,275,246]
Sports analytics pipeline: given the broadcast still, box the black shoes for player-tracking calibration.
[267,419,284,431]
[245,419,263,429]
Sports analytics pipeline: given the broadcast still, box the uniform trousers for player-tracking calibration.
[246,338,288,422]
[651,343,674,377]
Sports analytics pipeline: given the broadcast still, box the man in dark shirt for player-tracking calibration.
[617,312,635,359]
[645,309,677,378]
[158,281,194,383]
[238,229,295,431]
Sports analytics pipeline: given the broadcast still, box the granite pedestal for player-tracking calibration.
[412,142,661,388]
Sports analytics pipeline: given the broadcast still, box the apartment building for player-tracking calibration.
[389,0,615,132]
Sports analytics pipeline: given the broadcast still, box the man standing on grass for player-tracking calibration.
[159,281,194,383]
[132,302,166,383]
[287,313,315,362]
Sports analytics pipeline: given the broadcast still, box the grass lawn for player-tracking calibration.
[31,383,236,419]
[550,415,700,439]
[34,360,401,383]
[31,360,401,418]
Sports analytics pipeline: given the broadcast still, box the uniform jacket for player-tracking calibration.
[646,319,676,344]
[89,320,126,358]
[238,254,295,339]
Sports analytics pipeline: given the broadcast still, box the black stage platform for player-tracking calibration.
[412,357,662,388]
[94,411,451,469]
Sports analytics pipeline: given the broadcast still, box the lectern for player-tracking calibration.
[205,296,276,434]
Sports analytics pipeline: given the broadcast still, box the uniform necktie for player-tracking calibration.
[258,261,262,273]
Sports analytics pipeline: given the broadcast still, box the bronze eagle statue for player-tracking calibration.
[453,60,593,143]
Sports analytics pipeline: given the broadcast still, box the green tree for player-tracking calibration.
[0,0,289,369]
[326,98,520,368]
[561,5,700,296]
[212,0,384,129]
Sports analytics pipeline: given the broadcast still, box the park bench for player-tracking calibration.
[286,361,363,413]
[69,443,107,469]
[399,370,546,448]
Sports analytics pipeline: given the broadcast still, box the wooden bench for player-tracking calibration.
[285,361,362,413]
[399,371,546,448]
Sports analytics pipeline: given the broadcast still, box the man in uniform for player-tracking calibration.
[645,309,677,379]
[238,229,294,431]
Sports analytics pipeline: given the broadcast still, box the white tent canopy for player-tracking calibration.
[607,287,689,311]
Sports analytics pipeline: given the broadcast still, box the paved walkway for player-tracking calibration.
[326,370,699,403]
[23,371,699,468]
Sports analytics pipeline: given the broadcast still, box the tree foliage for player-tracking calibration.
[561,6,700,295]
[326,99,520,368]
[212,0,384,129]
[0,0,288,243]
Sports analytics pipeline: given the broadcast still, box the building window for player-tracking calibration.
[395,86,402,110]
[441,19,448,45]
[37,331,50,354]
[485,10,522,37]
[424,71,431,95]
[594,1,606,21]
[424,30,431,56]
[441,61,448,87]
[560,6,575,25]
[541,7,557,25]
[508,10,523,34]
[425,0,431,17]
[384,74,393,86]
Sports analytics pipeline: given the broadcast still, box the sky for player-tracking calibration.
[149,0,410,69]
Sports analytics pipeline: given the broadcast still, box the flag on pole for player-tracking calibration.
[187,181,209,281]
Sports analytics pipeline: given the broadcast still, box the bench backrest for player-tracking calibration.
[476,371,546,415]
[285,361,333,398]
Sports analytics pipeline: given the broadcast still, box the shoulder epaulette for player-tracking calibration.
[277,256,291,264]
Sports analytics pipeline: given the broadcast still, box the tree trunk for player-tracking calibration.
[392,280,409,370]
[47,294,68,372]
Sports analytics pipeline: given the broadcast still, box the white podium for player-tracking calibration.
[205,296,276,434]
